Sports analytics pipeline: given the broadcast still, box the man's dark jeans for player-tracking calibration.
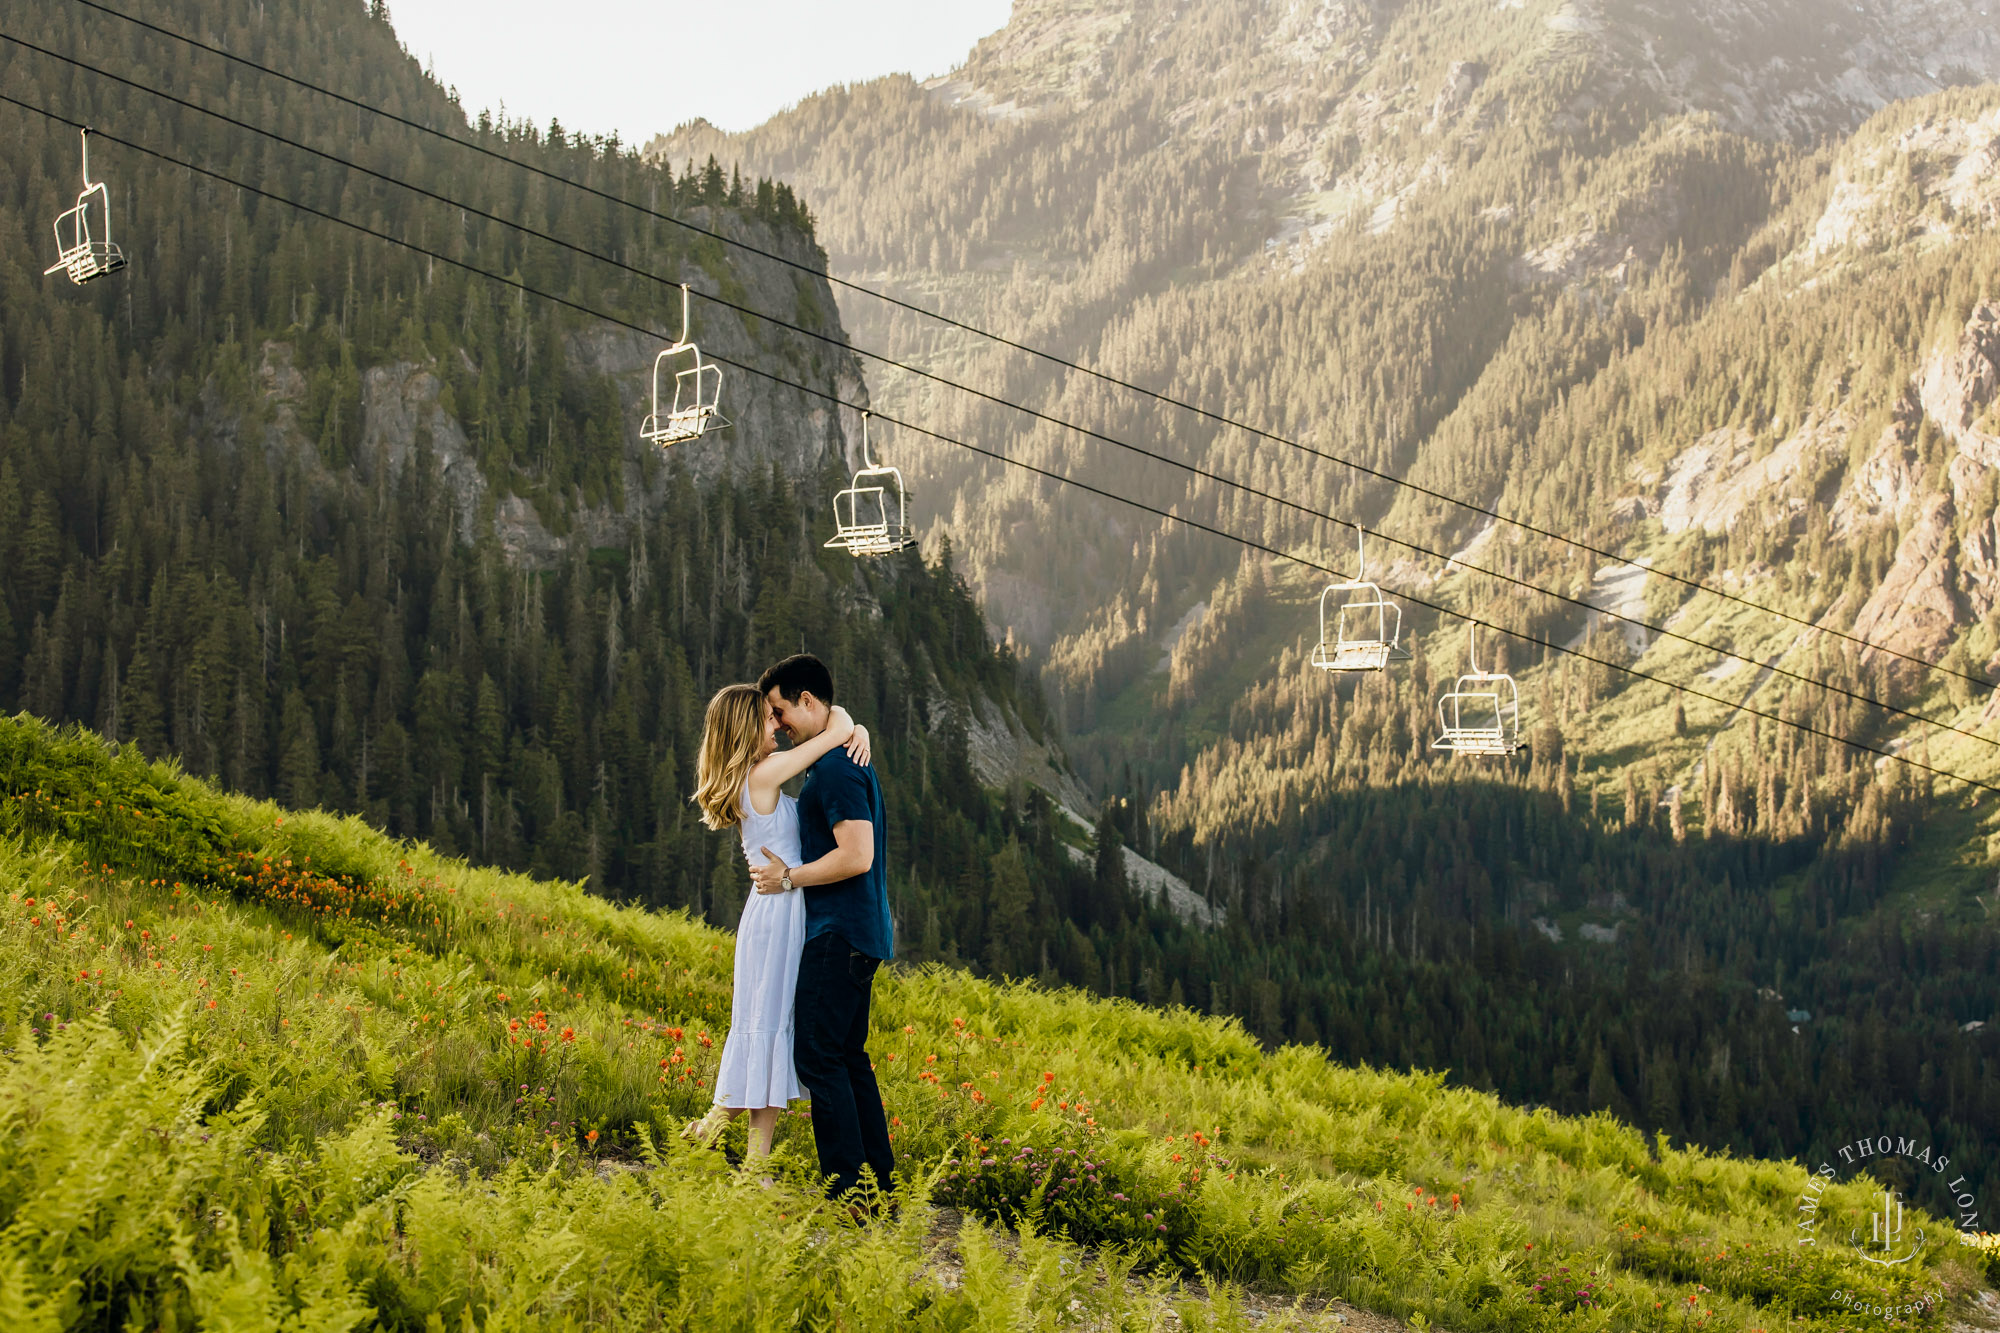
[794,931,895,1200]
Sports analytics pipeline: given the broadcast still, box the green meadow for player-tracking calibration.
[1,713,1992,1330]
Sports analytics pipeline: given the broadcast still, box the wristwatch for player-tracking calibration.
[781,871,794,892]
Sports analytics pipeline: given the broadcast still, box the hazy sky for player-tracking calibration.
[386,0,1014,143]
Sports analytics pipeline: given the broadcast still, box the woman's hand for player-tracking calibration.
[844,724,872,767]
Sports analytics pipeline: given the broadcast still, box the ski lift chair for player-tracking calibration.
[640,284,727,448]
[824,413,918,557]
[44,129,126,286]
[1311,527,1408,672]
[1432,622,1524,756]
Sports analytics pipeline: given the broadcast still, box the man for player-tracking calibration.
[748,653,895,1204]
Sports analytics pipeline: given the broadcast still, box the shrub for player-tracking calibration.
[935,1127,1201,1265]
[1964,1231,2000,1285]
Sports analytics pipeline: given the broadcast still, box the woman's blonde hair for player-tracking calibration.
[693,684,766,830]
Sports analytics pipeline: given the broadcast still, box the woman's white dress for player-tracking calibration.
[712,781,807,1109]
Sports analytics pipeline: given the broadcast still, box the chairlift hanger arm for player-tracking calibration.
[671,283,692,349]
[10,89,1992,795]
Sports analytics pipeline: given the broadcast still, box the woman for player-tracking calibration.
[685,683,870,1160]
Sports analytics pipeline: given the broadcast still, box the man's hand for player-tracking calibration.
[757,823,872,896]
[751,847,792,895]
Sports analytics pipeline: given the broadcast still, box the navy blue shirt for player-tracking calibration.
[796,747,894,960]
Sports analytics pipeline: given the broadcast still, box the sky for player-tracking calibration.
[385,0,1015,144]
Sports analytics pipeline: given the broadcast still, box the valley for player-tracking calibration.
[646,0,2000,1211]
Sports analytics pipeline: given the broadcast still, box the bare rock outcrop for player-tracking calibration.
[1656,417,1844,536]
[939,0,1135,112]
[1426,60,1489,132]
[1920,300,2000,463]
[960,690,1094,816]
[358,363,487,541]
[1795,100,2000,270]
[1849,492,1964,669]
[1832,398,1926,536]
[1820,304,2000,663]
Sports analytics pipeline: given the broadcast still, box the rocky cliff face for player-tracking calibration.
[1623,146,2000,673]
[255,213,865,572]
[1843,300,2000,666]
[1791,96,2000,271]
[1596,0,2000,144]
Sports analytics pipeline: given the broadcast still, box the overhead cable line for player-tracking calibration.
[14,33,1992,756]
[63,0,1998,696]
[6,90,1994,799]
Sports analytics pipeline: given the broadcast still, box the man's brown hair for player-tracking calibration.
[757,653,834,705]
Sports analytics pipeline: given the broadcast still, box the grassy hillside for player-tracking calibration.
[3,714,1994,1330]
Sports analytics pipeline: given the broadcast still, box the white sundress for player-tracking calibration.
[712,781,808,1109]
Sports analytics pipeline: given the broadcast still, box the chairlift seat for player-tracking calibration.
[46,137,126,286]
[825,467,918,556]
[1311,581,1407,673]
[1433,674,1523,756]
[639,284,727,448]
[1310,528,1408,673]
[641,353,726,447]
[826,414,919,557]
[1432,623,1524,756]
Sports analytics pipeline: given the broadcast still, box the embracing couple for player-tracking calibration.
[684,653,896,1204]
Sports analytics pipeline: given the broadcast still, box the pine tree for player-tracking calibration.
[277,690,321,810]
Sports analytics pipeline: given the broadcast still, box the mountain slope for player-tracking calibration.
[1,712,1992,1329]
[643,0,2000,721]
